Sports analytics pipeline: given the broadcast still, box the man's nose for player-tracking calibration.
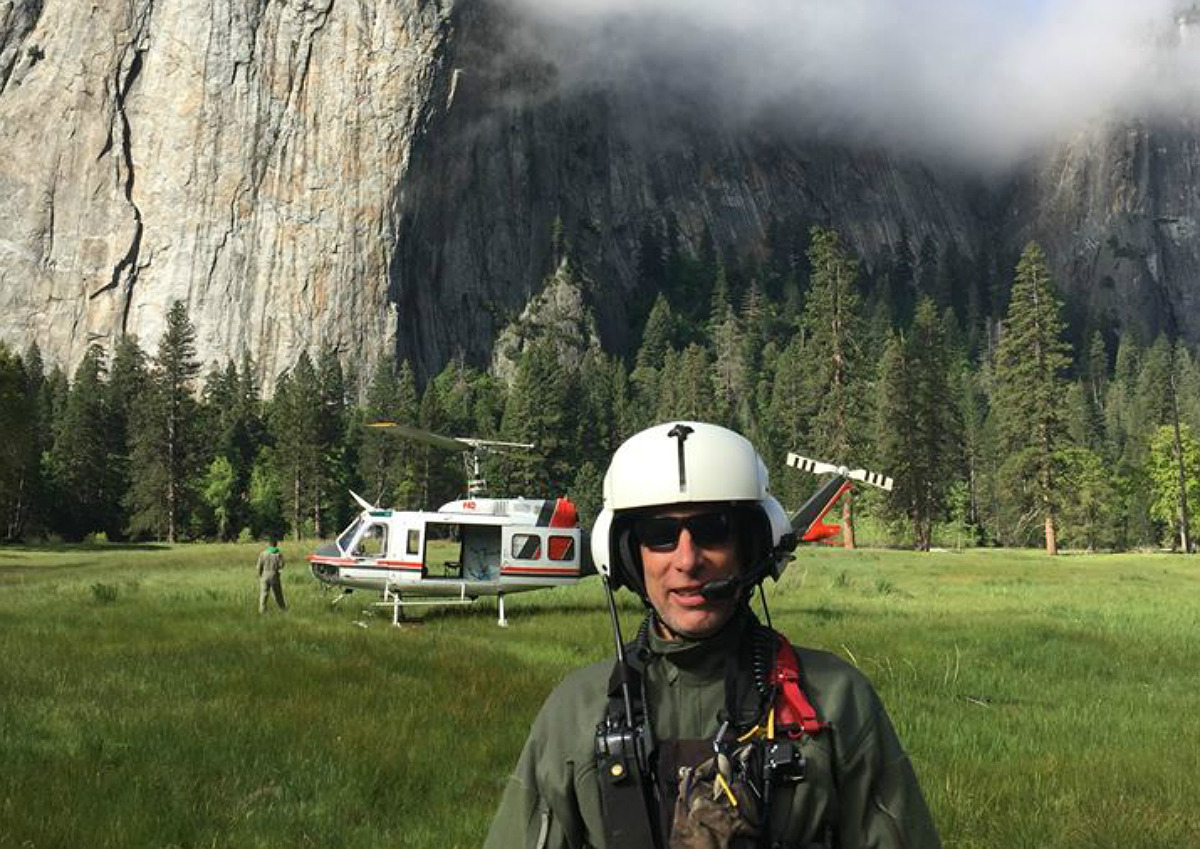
[672,529,704,571]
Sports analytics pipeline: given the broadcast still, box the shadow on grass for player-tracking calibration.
[0,542,170,554]
[338,596,613,626]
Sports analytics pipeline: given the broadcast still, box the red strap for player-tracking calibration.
[772,635,827,737]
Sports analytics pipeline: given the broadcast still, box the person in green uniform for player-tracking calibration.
[484,421,941,849]
[256,539,287,613]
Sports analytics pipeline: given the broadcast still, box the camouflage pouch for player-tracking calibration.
[668,745,762,849]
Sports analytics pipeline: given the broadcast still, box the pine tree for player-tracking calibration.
[48,345,115,539]
[799,226,867,547]
[499,339,572,495]
[1147,424,1200,551]
[315,346,349,536]
[991,243,1073,554]
[357,356,422,508]
[636,294,675,372]
[126,302,203,542]
[0,343,35,541]
[1057,446,1120,551]
[1085,331,1109,408]
[106,335,147,538]
[765,333,810,510]
[270,353,322,538]
[873,333,913,543]
[874,300,962,549]
[886,228,915,327]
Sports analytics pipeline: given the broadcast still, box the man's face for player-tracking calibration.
[636,505,742,640]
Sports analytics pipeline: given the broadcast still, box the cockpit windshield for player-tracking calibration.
[337,518,363,554]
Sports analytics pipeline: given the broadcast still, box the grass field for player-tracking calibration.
[1,542,1198,849]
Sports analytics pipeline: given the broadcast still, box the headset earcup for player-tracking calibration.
[615,524,646,597]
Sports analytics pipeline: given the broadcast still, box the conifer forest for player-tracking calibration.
[3,225,1198,554]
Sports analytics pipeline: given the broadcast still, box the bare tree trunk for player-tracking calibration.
[841,491,856,549]
[314,478,323,539]
[1169,367,1193,554]
[293,469,301,541]
[8,472,27,541]
[1044,511,1058,556]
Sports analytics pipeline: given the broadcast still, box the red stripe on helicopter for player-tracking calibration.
[500,565,579,576]
[375,560,424,571]
[307,555,422,571]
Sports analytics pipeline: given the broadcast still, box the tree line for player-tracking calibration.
[2,224,1198,552]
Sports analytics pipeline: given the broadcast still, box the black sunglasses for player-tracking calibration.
[633,510,734,552]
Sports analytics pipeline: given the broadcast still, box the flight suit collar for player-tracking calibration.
[646,609,751,686]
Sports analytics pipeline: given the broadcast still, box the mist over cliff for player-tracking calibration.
[2,0,1200,388]
[502,0,1200,169]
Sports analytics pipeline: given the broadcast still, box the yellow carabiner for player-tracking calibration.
[715,773,739,808]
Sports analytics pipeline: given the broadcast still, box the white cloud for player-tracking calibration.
[499,0,1200,170]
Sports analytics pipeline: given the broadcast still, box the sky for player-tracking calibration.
[500,0,1200,171]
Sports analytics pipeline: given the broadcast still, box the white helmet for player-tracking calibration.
[591,421,795,597]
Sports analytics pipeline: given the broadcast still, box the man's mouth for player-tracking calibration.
[670,586,711,606]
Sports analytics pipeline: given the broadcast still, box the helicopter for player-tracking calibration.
[308,425,589,627]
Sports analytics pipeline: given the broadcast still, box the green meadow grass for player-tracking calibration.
[1,543,1198,849]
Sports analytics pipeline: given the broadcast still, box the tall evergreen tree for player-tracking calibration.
[798,226,867,546]
[357,356,421,508]
[874,300,961,550]
[499,339,573,495]
[126,302,203,542]
[48,345,115,539]
[991,243,1073,554]
[0,344,35,541]
[105,335,148,538]
[270,353,322,538]
[1147,424,1200,551]
[315,346,350,535]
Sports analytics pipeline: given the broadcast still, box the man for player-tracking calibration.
[256,539,287,613]
[484,421,940,848]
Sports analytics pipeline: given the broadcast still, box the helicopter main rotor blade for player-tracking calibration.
[367,422,471,453]
[456,438,536,452]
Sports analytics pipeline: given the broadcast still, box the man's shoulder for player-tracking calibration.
[523,655,613,760]
[541,656,614,714]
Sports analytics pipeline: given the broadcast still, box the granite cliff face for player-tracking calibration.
[1,0,1198,388]
[1009,120,1200,346]
[0,0,454,384]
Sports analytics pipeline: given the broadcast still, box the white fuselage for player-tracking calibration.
[308,497,588,598]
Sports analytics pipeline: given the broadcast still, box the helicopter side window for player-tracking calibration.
[511,533,541,561]
[337,518,363,553]
[355,524,388,557]
[548,534,575,561]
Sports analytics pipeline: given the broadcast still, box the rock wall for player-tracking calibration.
[0,0,454,385]
[2,0,1199,389]
[1009,119,1200,347]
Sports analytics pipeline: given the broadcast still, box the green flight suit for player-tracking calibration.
[257,546,287,613]
[484,613,940,849]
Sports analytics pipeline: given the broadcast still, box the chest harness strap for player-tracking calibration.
[596,616,829,849]
[595,617,662,849]
[771,634,829,738]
